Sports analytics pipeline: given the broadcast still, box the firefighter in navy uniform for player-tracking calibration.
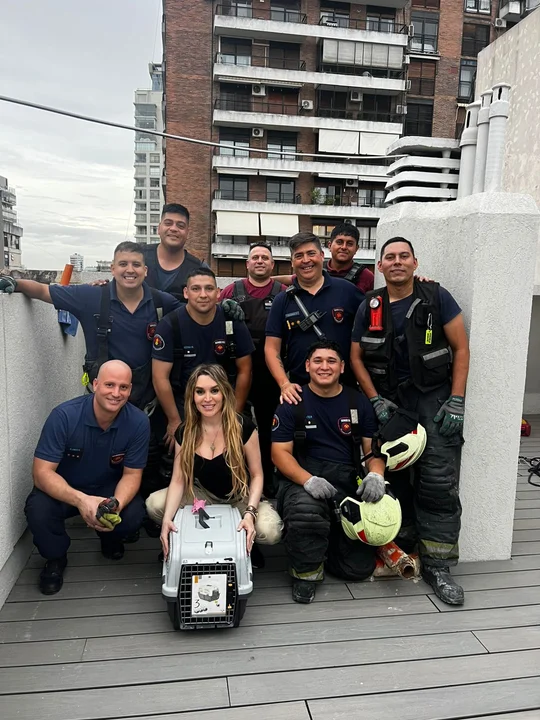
[350,237,470,606]
[265,232,364,406]
[221,243,286,495]
[151,267,254,470]
[272,341,387,604]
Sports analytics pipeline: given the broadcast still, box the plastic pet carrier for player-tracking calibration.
[162,504,253,630]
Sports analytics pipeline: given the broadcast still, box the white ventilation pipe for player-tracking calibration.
[484,83,511,193]
[472,90,493,194]
[457,101,481,199]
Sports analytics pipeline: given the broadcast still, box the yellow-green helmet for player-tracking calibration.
[340,487,402,546]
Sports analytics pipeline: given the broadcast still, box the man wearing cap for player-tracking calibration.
[350,237,469,605]
[271,340,387,604]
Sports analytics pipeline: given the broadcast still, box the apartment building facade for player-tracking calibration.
[134,63,165,244]
[161,0,515,275]
[1,176,23,270]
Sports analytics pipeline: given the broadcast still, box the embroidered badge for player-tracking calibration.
[146,322,157,340]
[338,417,352,435]
[214,339,226,356]
[153,334,165,351]
[332,307,345,323]
[110,453,125,465]
[271,414,280,431]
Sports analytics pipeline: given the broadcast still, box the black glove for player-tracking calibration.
[434,395,465,437]
[370,395,398,425]
[221,299,245,322]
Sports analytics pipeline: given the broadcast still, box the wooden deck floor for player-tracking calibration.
[1,431,540,720]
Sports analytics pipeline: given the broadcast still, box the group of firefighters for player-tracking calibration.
[0,202,469,606]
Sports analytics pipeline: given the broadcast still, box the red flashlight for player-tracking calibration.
[369,296,383,331]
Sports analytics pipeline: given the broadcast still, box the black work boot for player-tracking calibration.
[250,544,266,570]
[39,556,68,595]
[423,566,464,605]
[143,517,161,539]
[100,537,125,561]
[292,579,316,604]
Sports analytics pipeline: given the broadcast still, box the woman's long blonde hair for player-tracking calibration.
[176,364,249,501]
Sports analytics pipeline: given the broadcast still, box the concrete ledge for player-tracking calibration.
[0,530,33,609]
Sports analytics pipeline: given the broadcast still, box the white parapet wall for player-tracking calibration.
[0,294,85,606]
[376,193,540,562]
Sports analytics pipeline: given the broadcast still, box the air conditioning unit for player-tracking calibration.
[252,84,266,96]
[350,90,363,103]
[345,179,359,188]
[494,18,507,28]
[396,104,408,115]
[252,127,265,138]
[403,55,411,65]
[301,99,314,111]
[405,79,412,91]
[322,18,338,27]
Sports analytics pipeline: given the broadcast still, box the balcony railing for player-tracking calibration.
[319,14,407,34]
[213,189,384,208]
[311,194,386,208]
[214,97,300,115]
[215,52,306,71]
[215,4,307,23]
[318,64,407,80]
[214,189,301,203]
[317,107,404,123]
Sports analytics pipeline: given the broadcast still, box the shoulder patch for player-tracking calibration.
[338,417,352,436]
[271,414,280,431]
[153,334,165,351]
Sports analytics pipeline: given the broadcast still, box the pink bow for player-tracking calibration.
[192,499,207,514]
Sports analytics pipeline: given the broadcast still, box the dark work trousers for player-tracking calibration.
[25,486,146,560]
[141,404,181,500]
[277,459,376,582]
[389,381,463,568]
[249,353,280,497]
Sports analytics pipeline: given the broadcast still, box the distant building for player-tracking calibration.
[133,62,164,244]
[95,260,111,272]
[1,175,23,270]
[69,253,84,272]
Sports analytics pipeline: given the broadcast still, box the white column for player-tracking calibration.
[484,83,511,193]
[457,101,481,199]
[472,90,493,194]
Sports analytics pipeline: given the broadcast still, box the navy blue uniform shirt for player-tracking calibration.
[272,385,377,464]
[352,286,461,381]
[50,281,180,368]
[265,272,364,384]
[152,305,255,392]
[34,394,150,492]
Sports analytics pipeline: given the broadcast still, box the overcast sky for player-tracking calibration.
[0,0,162,269]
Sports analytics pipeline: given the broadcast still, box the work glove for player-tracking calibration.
[221,299,245,322]
[434,395,465,437]
[304,476,337,500]
[356,472,386,503]
[96,497,122,530]
[0,276,17,294]
[370,395,398,425]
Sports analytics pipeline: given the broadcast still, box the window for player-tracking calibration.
[135,190,146,200]
[271,0,302,23]
[150,214,160,223]
[312,223,337,241]
[410,12,439,54]
[135,226,148,235]
[405,100,434,136]
[151,226,159,235]
[366,11,396,33]
[149,153,161,164]
[311,185,342,206]
[458,59,477,101]
[226,0,252,18]
[218,176,249,201]
[135,178,146,187]
[464,0,491,13]
[150,202,160,211]
[216,235,250,245]
[461,23,490,56]
[149,189,160,199]
[135,153,147,164]
[149,166,161,177]
[408,60,436,96]
[219,128,250,157]
[358,188,386,208]
[134,104,157,117]
[135,202,147,212]
[266,179,295,203]
[267,131,297,159]
[412,0,440,8]
[358,226,377,249]
[362,93,392,121]
[135,213,147,224]
[136,118,156,130]
[135,141,156,152]
[150,178,160,187]
[268,41,302,70]
[320,7,350,28]
[220,38,252,65]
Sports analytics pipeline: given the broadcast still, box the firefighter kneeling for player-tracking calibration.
[271,340,408,604]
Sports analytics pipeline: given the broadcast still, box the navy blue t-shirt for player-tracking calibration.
[352,286,461,381]
[272,385,377,464]
[50,281,180,368]
[34,394,150,492]
[265,272,364,384]
[152,305,255,392]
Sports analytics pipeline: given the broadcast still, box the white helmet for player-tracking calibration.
[381,423,427,471]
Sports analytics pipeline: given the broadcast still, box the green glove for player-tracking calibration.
[0,276,17,294]
[370,395,398,425]
[96,497,122,529]
[434,395,465,437]
[221,299,245,322]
